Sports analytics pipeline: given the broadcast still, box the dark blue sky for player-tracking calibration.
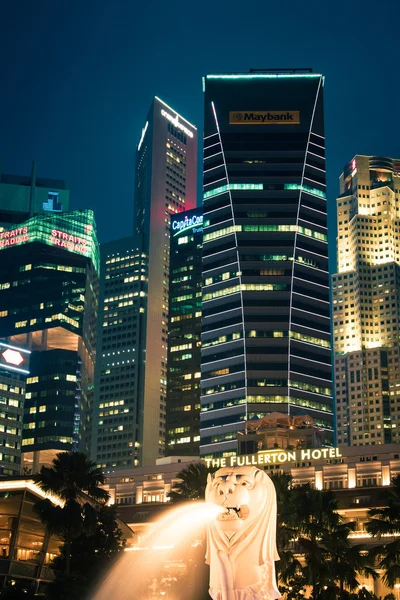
[1,0,398,257]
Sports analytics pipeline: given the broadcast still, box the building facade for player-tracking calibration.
[0,209,99,473]
[0,162,69,228]
[333,155,400,447]
[134,97,197,465]
[0,343,30,476]
[93,236,147,469]
[200,71,332,458]
[166,208,203,456]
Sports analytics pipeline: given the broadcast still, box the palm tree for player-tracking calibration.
[269,472,305,592]
[366,474,400,588]
[33,451,109,574]
[168,462,215,501]
[279,484,377,599]
[321,521,378,597]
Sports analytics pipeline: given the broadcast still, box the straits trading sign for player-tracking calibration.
[0,226,88,255]
[172,213,203,237]
[229,110,300,125]
[203,447,342,469]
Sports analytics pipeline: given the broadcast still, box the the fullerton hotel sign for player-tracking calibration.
[203,447,343,469]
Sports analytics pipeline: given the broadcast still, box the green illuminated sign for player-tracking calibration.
[0,209,100,274]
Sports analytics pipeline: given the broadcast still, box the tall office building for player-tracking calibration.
[200,70,333,458]
[134,97,197,465]
[0,209,99,473]
[333,155,400,447]
[0,342,30,475]
[0,162,69,228]
[93,237,147,469]
[166,208,203,456]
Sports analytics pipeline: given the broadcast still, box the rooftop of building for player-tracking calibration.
[205,68,323,80]
[0,172,68,190]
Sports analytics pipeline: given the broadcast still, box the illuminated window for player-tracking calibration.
[204,183,263,199]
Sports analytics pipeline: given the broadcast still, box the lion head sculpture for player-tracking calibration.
[205,466,280,600]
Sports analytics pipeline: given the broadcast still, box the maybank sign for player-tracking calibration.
[229,111,300,125]
[161,109,194,138]
[204,447,342,469]
[172,214,203,236]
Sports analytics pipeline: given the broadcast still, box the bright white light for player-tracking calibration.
[137,121,148,152]
[161,109,194,138]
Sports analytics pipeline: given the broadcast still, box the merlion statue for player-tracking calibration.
[205,466,281,600]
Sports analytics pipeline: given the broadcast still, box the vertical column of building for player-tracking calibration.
[334,155,400,446]
[0,343,30,475]
[134,97,197,465]
[93,237,146,469]
[200,71,333,458]
[166,209,203,456]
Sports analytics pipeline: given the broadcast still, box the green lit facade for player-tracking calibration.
[200,71,333,458]
[166,208,203,456]
[0,210,99,473]
[0,209,99,275]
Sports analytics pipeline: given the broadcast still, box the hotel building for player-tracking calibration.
[200,70,332,457]
[134,97,197,465]
[333,155,400,446]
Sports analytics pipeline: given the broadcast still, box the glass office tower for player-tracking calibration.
[0,210,99,473]
[134,97,197,465]
[200,70,333,457]
[0,343,30,475]
[93,236,147,469]
[333,155,400,447]
[166,208,203,456]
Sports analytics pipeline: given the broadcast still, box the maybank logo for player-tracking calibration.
[229,111,300,125]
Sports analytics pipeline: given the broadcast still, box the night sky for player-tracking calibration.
[1,0,399,261]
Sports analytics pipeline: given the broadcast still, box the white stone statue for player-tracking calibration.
[205,466,281,600]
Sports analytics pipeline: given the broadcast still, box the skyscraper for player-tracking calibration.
[93,236,147,469]
[0,342,30,475]
[166,208,203,456]
[0,209,99,473]
[200,70,332,458]
[134,97,197,465]
[333,155,400,447]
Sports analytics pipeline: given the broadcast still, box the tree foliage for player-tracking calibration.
[366,474,400,588]
[270,474,378,599]
[46,506,124,600]
[34,451,110,576]
[169,462,215,501]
